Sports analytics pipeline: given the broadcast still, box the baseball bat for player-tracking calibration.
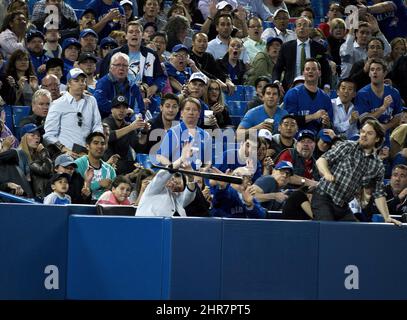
[152,165,243,184]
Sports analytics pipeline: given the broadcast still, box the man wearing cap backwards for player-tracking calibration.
[313,118,401,225]
[165,44,200,94]
[26,31,49,82]
[77,53,98,93]
[94,52,145,118]
[283,58,333,133]
[237,83,288,138]
[261,8,296,43]
[103,95,150,174]
[248,160,293,212]
[276,129,319,188]
[44,68,103,158]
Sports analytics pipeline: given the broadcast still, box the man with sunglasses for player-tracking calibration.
[44,68,103,159]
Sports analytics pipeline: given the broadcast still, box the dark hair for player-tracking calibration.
[337,77,356,90]
[126,21,143,33]
[392,164,407,173]
[361,118,385,148]
[5,49,36,81]
[112,175,133,190]
[167,3,188,19]
[262,83,280,96]
[151,31,168,43]
[254,76,271,88]
[180,96,201,111]
[1,10,26,32]
[133,168,155,194]
[302,57,321,72]
[192,31,208,42]
[85,131,106,145]
[368,37,385,50]
[301,7,315,19]
[161,93,180,105]
[215,13,233,26]
[173,172,187,191]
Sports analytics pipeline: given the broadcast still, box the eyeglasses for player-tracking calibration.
[175,53,188,59]
[111,63,129,68]
[77,112,83,127]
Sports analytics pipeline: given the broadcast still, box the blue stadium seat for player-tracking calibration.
[262,21,275,29]
[74,9,85,20]
[1,105,14,134]
[225,85,245,102]
[12,106,32,139]
[329,90,337,99]
[227,101,247,117]
[136,153,158,171]
[244,85,256,101]
[65,0,88,10]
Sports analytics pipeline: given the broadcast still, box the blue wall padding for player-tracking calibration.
[161,217,223,299]
[220,219,319,299]
[67,216,164,300]
[0,203,68,299]
[318,222,407,299]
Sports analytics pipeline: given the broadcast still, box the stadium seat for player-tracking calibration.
[1,105,14,134]
[136,153,154,170]
[227,101,247,117]
[96,204,136,216]
[12,106,32,139]
[329,90,337,99]
[262,21,274,29]
[225,85,245,102]
[244,85,256,101]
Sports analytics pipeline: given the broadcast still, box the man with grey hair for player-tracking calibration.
[94,52,145,118]
[41,74,62,101]
[19,89,52,134]
[44,68,103,158]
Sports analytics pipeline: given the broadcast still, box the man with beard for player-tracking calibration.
[276,129,319,188]
[75,132,116,203]
[312,118,401,225]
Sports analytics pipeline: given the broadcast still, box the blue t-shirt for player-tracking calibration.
[254,175,282,210]
[283,84,333,133]
[354,84,403,125]
[239,104,288,134]
[87,0,124,40]
[128,51,142,85]
[370,0,407,41]
[164,62,193,93]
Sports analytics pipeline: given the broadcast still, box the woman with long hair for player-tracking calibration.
[164,15,191,51]
[203,79,231,128]
[386,37,407,71]
[5,49,38,106]
[17,123,53,200]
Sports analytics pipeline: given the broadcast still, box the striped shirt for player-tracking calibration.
[317,141,386,207]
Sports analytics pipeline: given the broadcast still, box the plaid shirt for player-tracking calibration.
[317,141,386,207]
[31,0,78,23]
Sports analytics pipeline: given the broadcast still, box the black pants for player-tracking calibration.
[311,192,357,222]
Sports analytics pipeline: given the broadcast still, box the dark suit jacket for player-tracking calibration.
[272,39,332,91]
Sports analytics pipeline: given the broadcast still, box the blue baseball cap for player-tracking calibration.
[274,161,294,174]
[266,36,283,46]
[297,129,316,141]
[67,68,86,81]
[100,37,118,49]
[317,129,332,143]
[20,123,42,137]
[62,37,81,51]
[172,44,189,53]
[54,154,77,168]
[26,30,44,43]
[79,28,98,39]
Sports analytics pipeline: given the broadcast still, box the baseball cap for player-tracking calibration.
[273,8,289,19]
[78,52,97,64]
[258,129,272,141]
[67,68,86,81]
[317,129,332,143]
[143,22,157,32]
[54,154,77,168]
[62,38,81,51]
[81,8,97,19]
[216,0,236,10]
[189,72,208,85]
[20,123,42,137]
[172,44,189,53]
[297,129,315,141]
[46,57,64,71]
[79,28,98,39]
[26,30,44,43]
[266,36,283,46]
[292,75,305,86]
[50,173,71,185]
[279,114,297,124]
[274,160,294,174]
[120,0,133,6]
[111,95,130,108]
[100,37,118,49]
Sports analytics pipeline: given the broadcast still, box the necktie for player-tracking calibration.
[300,42,306,73]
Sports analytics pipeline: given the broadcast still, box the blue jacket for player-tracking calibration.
[94,73,145,118]
[211,185,266,219]
[29,50,49,82]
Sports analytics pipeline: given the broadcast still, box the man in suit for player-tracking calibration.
[272,17,331,91]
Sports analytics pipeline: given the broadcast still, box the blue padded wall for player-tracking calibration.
[67,215,164,300]
[318,222,407,299]
[161,217,223,300]
[0,203,68,299]
[221,219,319,299]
